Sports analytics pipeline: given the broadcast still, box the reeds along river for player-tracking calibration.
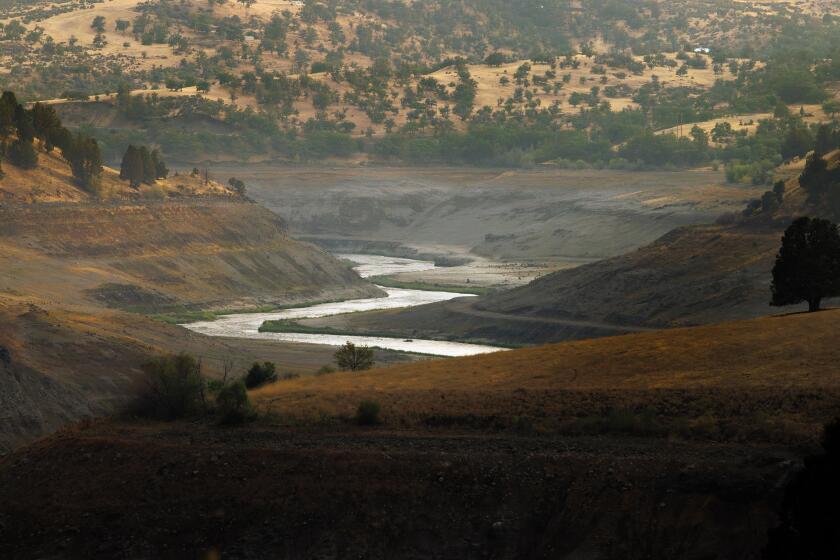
[183,254,505,357]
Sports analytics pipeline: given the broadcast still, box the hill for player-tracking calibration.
[2,308,838,558]
[290,153,827,346]
[253,309,840,441]
[5,0,840,168]
[0,112,388,451]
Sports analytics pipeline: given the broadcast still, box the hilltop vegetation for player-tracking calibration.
[2,0,840,168]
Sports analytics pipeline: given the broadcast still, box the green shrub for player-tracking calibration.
[335,342,375,371]
[356,400,381,425]
[216,381,255,425]
[245,361,277,388]
[139,353,205,419]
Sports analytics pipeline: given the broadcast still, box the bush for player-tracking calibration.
[335,341,375,371]
[216,381,255,425]
[139,353,205,419]
[356,400,381,425]
[245,361,277,388]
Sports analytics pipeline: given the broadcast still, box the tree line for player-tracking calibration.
[119,144,168,188]
[0,91,102,191]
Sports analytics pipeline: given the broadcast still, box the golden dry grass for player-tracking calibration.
[0,143,236,203]
[253,310,840,432]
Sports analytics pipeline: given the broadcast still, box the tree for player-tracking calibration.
[814,124,836,157]
[228,177,246,195]
[91,16,106,33]
[140,353,205,419]
[216,381,255,424]
[119,145,144,187]
[7,138,38,169]
[151,149,168,179]
[139,145,156,184]
[63,134,103,191]
[771,217,840,312]
[334,341,375,371]
[484,52,506,66]
[781,126,814,161]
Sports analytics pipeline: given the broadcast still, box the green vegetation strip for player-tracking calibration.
[369,276,496,295]
[258,319,516,349]
[131,297,352,324]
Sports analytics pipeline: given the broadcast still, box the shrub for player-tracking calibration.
[356,400,381,425]
[139,353,205,419]
[316,365,336,375]
[245,361,277,388]
[335,341,375,371]
[216,381,255,425]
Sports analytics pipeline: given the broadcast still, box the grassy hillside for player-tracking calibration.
[253,309,840,442]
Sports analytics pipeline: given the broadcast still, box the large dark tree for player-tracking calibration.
[771,216,840,312]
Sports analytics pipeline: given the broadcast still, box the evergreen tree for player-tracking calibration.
[0,91,17,138]
[30,104,63,152]
[119,145,144,187]
[64,134,103,191]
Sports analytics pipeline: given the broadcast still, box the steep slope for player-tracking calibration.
[0,151,382,451]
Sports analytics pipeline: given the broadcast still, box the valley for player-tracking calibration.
[3,0,840,557]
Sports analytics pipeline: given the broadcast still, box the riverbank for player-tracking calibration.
[182,255,509,357]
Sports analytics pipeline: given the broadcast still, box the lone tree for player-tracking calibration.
[771,216,840,312]
[334,341,375,371]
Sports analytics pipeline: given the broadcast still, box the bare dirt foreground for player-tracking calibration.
[0,422,789,560]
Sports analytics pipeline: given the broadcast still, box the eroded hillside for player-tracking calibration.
[0,146,382,452]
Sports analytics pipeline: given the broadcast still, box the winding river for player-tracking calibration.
[183,254,505,357]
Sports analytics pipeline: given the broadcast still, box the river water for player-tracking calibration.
[183,254,505,357]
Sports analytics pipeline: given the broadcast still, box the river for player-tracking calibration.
[183,254,505,357]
